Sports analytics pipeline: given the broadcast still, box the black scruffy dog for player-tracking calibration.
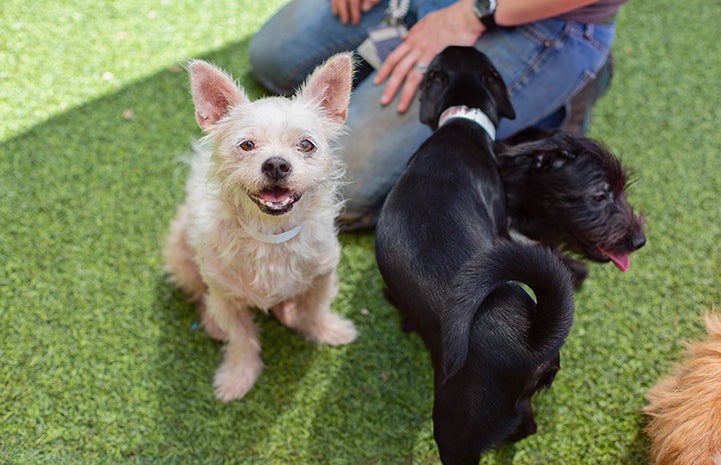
[375,46,575,465]
[495,128,646,287]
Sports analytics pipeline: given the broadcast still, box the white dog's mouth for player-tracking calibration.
[249,186,302,215]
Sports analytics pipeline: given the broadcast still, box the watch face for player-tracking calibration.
[474,0,495,16]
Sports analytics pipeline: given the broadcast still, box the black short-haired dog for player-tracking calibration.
[375,46,575,465]
[496,128,646,287]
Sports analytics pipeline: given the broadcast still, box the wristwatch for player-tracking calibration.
[472,0,498,30]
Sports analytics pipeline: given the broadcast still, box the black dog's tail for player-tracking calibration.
[440,241,575,382]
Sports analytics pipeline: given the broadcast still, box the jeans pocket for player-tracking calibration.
[568,22,615,56]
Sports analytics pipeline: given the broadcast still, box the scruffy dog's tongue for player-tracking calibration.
[603,249,630,272]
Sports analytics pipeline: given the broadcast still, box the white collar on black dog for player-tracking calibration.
[438,105,496,141]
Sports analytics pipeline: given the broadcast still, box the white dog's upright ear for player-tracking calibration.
[188,60,249,131]
[300,53,354,125]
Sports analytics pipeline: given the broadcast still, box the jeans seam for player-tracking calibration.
[568,22,613,55]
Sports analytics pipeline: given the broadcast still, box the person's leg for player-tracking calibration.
[336,77,432,229]
[487,20,616,139]
[564,52,614,134]
[337,20,616,230]
[249,0,389,95]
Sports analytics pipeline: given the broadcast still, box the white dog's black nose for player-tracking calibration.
[262,157,292,180]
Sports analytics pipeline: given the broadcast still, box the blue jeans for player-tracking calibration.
[249,0,616,224]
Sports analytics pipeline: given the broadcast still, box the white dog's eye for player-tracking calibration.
[238,140,255,152]
[298,139,316,154]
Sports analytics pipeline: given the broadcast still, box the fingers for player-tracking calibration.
[330,0,362,25]
[378,61,426,113]
[331,0,349,25]
[349,0,362,25]
[361,0,381,12]
[370,1,485,111]
[374,43,428,114]
[360,0,378,10]
[397,66,425,113]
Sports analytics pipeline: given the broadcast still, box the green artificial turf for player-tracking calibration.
[1,1,720,463]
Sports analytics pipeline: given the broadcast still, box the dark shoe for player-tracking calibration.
[565,53,615,134]
[336,207,380,232]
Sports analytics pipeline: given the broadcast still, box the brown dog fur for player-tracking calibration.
[643,311,721,465]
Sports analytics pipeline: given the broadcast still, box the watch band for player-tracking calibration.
[479,12,497,30]
[473,0,498,30]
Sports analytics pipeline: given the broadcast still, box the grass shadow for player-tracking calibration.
[0,36,354,462]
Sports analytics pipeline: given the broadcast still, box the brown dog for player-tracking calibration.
[643,311,721,465]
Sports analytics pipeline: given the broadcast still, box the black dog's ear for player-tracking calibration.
[483,69,516,121]
[419,70,448,128]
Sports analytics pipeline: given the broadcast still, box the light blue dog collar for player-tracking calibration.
[239,221,304,244]
[438,105,496,141]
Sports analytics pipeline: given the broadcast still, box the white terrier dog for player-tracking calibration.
[164,54,357,402]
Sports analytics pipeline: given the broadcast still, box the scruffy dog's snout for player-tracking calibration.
[629,231,646,251]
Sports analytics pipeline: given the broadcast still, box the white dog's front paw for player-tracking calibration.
[213,355,263,402]
[310,313,358,346]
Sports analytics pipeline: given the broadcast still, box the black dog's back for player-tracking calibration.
[441,242,574,381]
[435,242,573,464]
[378,183,575,463]
[376,47,514,330]
[375,46,575,465]
[376,119,507,355]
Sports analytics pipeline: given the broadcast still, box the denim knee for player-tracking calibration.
[248,34,293,95]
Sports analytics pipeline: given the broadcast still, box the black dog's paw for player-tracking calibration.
[383,287,416,332]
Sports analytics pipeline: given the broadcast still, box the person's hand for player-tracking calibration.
[373,0,484,113]
[330,0,382,25]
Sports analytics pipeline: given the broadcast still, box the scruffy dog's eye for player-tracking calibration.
[298,139,316,153]
[593,184,613,203]
[238,140,255,151]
